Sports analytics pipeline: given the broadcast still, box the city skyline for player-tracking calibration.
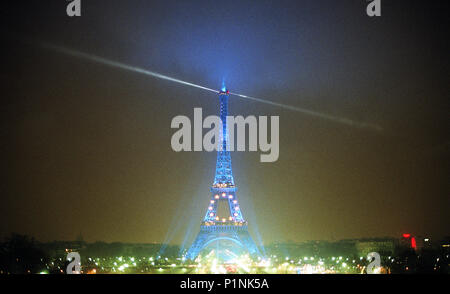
[1,0,449,246]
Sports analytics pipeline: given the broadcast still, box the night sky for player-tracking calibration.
[1,0,449,245]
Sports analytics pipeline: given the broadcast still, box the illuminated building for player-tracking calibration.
[186,87,260,260]
[402,233,417,250]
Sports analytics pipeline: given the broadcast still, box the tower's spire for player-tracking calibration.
[221,79,227,92]
[213,88,234,188]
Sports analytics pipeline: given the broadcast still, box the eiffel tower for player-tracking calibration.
[186,87,260,260]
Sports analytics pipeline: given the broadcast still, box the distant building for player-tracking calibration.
[355,239,396,257]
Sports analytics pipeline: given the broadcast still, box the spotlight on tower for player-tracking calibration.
[219,88,230,95]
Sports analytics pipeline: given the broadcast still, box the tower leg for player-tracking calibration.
[186,226,260,260]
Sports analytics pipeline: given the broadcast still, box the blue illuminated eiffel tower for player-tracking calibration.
[186,87,260,260]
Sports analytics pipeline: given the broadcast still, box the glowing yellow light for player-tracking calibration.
[228,194,233,199]
[222,193,226,197]
[210,200,215,204]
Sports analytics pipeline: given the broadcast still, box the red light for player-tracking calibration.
[402,233,411,238]
[411,237,417,249]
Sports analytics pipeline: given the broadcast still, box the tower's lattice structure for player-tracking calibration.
[186,88,260,260]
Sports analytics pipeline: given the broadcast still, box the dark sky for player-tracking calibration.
[1,0,449,245]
